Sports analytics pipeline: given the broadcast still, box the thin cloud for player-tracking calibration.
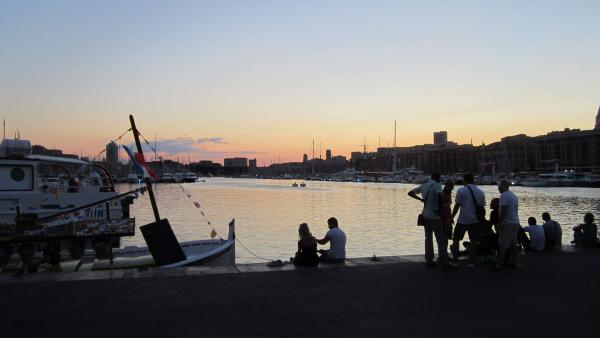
[137,137,262,160]
[195,137,227,144]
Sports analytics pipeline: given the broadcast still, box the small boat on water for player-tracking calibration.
[292,182,299,187]
[161,172,176,183]
[299,182,306,187]
[174,172,185,183]
[89,220,235,270]
[126,173,141,184]
[183,172,197,183]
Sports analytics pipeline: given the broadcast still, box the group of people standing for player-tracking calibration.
[409,172,599,271]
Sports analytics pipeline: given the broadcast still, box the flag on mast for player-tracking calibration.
[122,145,160,180]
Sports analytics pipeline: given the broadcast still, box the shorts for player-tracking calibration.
[452,222,482,242]
[498,223,520,249]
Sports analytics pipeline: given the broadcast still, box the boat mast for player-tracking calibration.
[311,140,315,175]
[129,114,161,222]
[393,121,397,172]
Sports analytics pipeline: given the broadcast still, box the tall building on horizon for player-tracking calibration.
[106,141,119,164]
[433,131,448,145]
[595,105,600,130]
[326,149,332,161]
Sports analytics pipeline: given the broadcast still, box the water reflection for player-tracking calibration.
[119,179,600,263]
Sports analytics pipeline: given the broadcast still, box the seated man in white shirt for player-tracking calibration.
[523,217,546,252]
[317,217,347,263]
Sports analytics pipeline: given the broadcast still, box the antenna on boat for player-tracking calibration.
[129,114,161,222]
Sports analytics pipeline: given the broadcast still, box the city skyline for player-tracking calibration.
[1,1,599,163]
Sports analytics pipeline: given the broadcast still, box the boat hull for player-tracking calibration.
[89,220,236,270]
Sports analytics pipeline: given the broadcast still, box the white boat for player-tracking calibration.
[0,139,136,225]
[183,172,197,183]
[89,220,236,270]
[521,171,578,187]
[174,172,185,183]
[126,173,140,184]
[161,172,176,183]
[520,177,548,187]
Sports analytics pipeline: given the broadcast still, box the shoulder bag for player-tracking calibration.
[417,183,436,226]
[466,185,486,223]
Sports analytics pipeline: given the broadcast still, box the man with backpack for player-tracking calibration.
[450,173,486,267]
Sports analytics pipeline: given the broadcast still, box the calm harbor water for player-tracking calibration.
[118,179,600,264]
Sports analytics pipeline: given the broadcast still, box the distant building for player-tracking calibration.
[303,154,308,163]
[106,141,119,164]
[595,106,600,130]
[434,131,448,145]
[326,149,332,161]
[224,157,248,167]
[249,158,257,168]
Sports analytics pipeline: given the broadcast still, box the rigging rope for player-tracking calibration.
[90,128,132,162]
[176,184,273,262]
[70,127,133,178]
[136,130,158,155]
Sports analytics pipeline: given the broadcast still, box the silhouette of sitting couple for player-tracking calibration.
[292,217,346,267]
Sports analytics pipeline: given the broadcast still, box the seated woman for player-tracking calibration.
[292,223,319,267]
[572,213,598,248]
[459,199,499,258]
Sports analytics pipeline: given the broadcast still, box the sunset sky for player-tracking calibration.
[1,1,599,165]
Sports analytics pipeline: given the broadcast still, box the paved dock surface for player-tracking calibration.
[1,249,598,337]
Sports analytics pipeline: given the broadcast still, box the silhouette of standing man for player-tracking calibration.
[409,173,453,269]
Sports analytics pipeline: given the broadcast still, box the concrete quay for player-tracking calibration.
[1,248,598,337]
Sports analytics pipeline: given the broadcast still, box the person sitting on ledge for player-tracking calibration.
[292,223,319,267]
[523,217,545,252]
[542,212,562,250]
[572,213,598,248]
[316,217,346,263]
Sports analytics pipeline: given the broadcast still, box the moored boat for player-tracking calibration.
[88,220,235,270]
[183,172,197,183]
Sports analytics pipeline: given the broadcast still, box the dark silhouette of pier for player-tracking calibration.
[1,248,598,337]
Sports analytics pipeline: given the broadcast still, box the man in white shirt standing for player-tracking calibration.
[450,173,486,267]
[317,217,346,263]
[408,173,453,268]
[495,180,520,271]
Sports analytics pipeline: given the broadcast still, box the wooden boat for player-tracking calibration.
[87,220,235,270]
